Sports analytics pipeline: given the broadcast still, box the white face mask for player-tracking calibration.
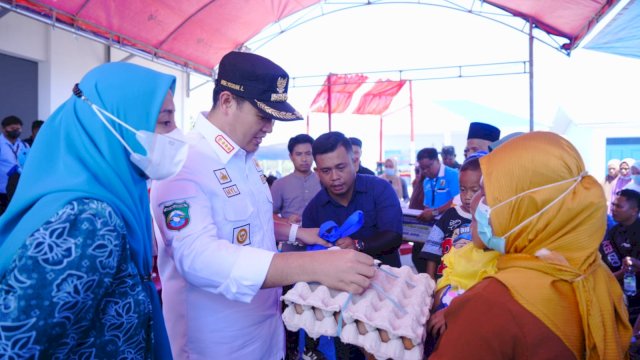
[476,172,586,253]
[90,101,188,180]
[130,128,189,180]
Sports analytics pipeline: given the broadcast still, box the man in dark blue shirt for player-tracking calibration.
[303,131,402,267]
[600,189,640,328]
[348,137,376,176]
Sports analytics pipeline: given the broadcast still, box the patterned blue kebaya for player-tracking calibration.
[0,62,175,359]
[0,199,152,359]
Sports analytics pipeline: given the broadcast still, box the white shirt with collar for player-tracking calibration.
[150,113,283,360]
[0,134,29,193]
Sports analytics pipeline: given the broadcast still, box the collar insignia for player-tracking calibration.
[215,135,234,154]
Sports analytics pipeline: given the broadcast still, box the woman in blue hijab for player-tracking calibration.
[0,62,184,359]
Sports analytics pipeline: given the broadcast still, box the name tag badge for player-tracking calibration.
[223,185,240,198]
[233,224,251,246]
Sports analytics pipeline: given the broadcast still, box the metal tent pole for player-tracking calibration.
[529,19,534,132]
[379,115,384,163]
[409,80,416,163]
[327,73,333,132]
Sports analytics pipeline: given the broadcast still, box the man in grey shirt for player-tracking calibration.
[271,134,322,249]
[270,133,323,359]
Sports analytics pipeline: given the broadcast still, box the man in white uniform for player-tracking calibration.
[151,51,375,360]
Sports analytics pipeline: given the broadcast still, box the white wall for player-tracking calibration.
[0,12,48,61]
[564,122,640,182]
[0,12,192,129]
[44,28,106,118]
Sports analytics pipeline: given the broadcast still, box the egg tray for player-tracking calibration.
[282,265,435,360]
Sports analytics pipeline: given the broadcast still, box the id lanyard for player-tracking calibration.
[7,142,20,161]
[430,177,437,207]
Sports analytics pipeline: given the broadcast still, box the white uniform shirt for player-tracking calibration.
[0,134,29,193]
[151,114,283,360]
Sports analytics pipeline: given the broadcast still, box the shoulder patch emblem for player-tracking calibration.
[215,134,235,154]
[214,168,231,184]
[163,201,190,231]
[233,224,251,246]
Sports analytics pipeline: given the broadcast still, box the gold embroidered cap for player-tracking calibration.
[215,51,303,121]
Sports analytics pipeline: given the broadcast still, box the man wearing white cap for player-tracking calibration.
[623,160,640,193]
[603,159,620,209]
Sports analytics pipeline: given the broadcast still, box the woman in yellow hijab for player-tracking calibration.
[431,131,631,359]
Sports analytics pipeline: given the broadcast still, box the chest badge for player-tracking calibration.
[214,168,232,184]
[253,159,263,173]
[233,224,251,246]
[223,184,240,198]
[163,201,191,231]
[215,134,235,154]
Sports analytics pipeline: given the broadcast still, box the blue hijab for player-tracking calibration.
[0,62,175,359]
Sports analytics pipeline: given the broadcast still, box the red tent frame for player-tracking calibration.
[0,0,623,131]
[353,80,408,162]
[308,73,368,131]
[2,0,621,77]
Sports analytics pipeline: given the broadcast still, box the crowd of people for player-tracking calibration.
[0,51,637,360]
[0,116,39,214]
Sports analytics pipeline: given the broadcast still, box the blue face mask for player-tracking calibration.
[474,172,586,254]
[474,200,506,253]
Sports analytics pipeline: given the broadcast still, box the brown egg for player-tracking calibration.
[379,329,390,342]
[356,320,368,335]
[314,307,325,321]
[401,336,415,350]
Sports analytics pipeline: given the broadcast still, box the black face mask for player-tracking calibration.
[6,130,21,139]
